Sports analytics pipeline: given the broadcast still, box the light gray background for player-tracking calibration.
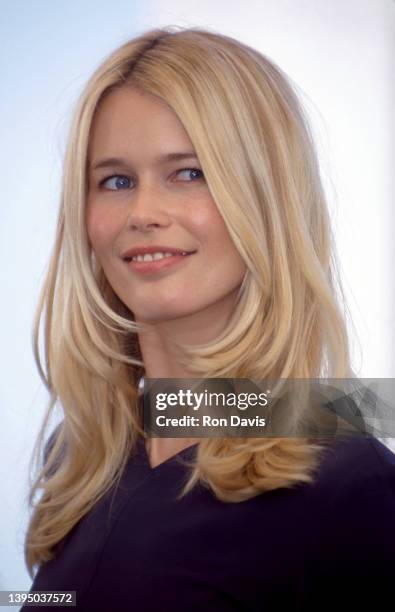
[1,0,394,600]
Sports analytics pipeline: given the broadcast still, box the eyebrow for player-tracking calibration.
[89,152,198,171]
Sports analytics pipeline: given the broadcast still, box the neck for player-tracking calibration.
[136,292,239,379]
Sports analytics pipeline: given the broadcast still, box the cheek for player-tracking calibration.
[188,200,229,245]
[192,206,246,279]
[198,207,238,259]
[85,206,119,255]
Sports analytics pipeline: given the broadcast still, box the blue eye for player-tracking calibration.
[98,168,204,191]
[176,168,204,181]
[99,175,132,190]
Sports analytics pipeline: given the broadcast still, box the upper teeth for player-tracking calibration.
[130,251,188,262]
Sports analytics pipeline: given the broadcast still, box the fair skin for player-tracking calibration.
[86,86,246,467]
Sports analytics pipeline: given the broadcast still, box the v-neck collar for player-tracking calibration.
[137,436,199,472]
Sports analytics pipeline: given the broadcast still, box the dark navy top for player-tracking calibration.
[24,435,395,611]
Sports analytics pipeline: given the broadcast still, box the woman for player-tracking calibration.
[24,26,395,610]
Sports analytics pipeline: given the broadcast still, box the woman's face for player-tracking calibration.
[86,86,246,325]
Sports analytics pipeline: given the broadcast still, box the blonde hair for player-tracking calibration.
[25,25,357,575]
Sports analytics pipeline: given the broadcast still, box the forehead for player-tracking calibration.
[88,87,194,158]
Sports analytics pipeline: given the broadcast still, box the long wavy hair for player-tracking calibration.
[25,25,358,575]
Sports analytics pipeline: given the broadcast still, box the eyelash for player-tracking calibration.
[98,167,205,191]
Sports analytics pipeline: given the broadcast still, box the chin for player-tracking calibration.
[133,304,204,324]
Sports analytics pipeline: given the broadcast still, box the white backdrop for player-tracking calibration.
[1,0,394,597]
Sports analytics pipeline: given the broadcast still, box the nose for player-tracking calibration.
[125,184,170,232]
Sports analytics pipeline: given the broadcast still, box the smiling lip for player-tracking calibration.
[125,252,196,275]
[121,245,195,259]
